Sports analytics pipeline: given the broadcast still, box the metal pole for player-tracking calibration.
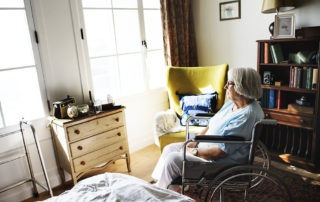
[19,120,39,197]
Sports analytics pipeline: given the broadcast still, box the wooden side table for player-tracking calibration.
[49,107,131,185]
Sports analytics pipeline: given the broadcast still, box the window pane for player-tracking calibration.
[0,10,34,69]
[114,10,141,53]
[82,0,111,8]
[147,50,166,89]
[143,0,160,9]
[83,10,116,57]
[0,68,44,126]
[112,0,137,8]
[90,56,120,100]
[118,54,145,96]
[144,10,163,50]
[0,0,24,8]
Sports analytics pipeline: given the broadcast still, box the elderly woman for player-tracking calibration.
[152,67,264,189]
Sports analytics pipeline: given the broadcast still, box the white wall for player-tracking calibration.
[0,0,169,201]
[192,0,320,69]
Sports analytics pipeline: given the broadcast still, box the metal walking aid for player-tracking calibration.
[0,119,53,197]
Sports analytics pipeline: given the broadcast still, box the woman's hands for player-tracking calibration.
[186,147,198,156]
[186,141,197,148]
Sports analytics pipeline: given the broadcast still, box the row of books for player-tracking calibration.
[289,66,318,89]
[263,43,284,64]
[260,89,278,109]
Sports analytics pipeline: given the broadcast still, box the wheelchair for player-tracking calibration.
[170,114,291,202]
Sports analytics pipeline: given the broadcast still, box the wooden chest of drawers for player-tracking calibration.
[49,107,130,184]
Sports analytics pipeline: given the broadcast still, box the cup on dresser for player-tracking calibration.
[94,100,103,113]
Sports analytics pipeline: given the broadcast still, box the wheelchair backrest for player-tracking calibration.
[248,119,277,164]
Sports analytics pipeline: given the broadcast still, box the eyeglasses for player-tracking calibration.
[225,81,235,87]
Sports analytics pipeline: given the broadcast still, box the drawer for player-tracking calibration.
[73,141,128,173]
[67,112,125,142]
[70,127,126,158]
[266,112,313,128]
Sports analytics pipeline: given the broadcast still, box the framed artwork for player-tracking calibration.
[274,14,295,39]
[219,0,241,21]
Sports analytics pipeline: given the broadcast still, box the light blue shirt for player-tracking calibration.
[198,100,264,163]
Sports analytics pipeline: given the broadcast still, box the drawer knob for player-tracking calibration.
[78,146,83,150]
[119,146,123,150]
[115,118,120,122]
[265,113,269,118]
[117,132,121,136]
[81,161,86,165]
[300,119,305,124]
[74,129,80,134]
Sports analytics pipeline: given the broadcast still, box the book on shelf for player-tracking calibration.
[302,67,308,88]
[268,89,275,108]
[289,66,294,87]
[261,89,269,108]
[260,45,264,63]
[289,66,291,87]
[306,67,313,89]
[264,43,269,64]
[312,68,318,90]
[270,44,284,64]
[293,66,298,88]
[296,67,302,88]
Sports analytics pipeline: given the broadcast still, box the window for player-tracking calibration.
[81,0,166,101]
[0,0,46,129]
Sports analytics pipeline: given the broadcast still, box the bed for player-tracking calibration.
[44,173,194,202]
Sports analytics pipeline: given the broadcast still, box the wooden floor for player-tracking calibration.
[23,144,161,202]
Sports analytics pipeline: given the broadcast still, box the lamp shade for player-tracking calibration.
[261,0,295,13]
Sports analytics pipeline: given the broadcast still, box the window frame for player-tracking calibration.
[69,0,165,102]
[0,0,49,135]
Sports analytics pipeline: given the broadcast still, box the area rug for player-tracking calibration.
[169,166,320,202]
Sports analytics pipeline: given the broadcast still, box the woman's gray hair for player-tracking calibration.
[228,67,262,100]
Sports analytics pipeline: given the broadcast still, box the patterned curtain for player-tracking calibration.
[160,0,198,67]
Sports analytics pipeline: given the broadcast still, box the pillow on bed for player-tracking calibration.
[178,92,218,126]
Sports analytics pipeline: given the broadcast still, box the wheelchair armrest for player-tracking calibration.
[194,113,215,117]
[195,135,245,141]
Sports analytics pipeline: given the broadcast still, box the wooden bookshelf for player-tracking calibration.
[259,63,318,67]
[257,38,320,172]
[262,84,316,93]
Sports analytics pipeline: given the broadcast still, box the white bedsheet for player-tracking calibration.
[44,173,194,202]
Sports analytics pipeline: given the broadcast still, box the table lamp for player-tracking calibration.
[261,0,295,38]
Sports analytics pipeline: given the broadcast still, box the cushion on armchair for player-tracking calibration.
[178,92,218,126]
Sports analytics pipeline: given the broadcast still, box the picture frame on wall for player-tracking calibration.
[219,0,241,21]
[274,14,295,39]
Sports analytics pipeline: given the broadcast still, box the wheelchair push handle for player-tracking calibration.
[256,119,277,126]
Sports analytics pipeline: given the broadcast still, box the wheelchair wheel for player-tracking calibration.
[248,141,270,188]
[204,165,291,202]
[254,141,270,169]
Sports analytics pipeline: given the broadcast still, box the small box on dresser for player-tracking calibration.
[49,107,131,185]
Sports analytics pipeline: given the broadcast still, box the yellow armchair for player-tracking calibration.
[158,64,228,152]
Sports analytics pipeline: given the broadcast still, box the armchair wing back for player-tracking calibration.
[158,64,228,152]
[167,64,228,116]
